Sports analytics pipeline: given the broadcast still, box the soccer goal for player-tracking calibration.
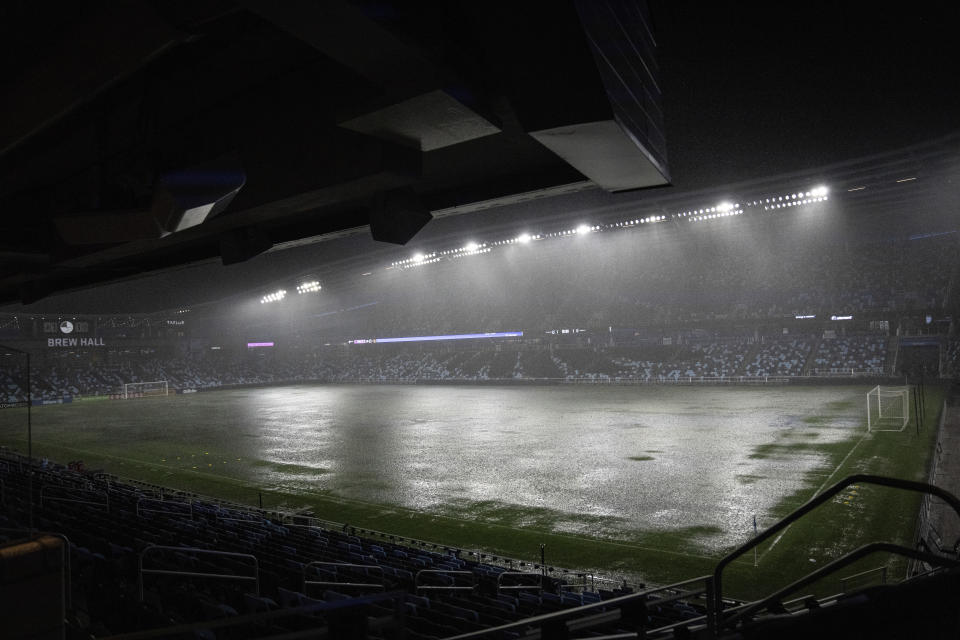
[123,380,169,399]
[866,385,910,432]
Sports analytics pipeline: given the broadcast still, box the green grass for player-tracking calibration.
[0,385,943,601]
[722,386,943,600]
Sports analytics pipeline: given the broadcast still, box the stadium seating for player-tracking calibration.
[810,336,887,375]
[1,330,911,403]
[744,339,814,378]
[0,456,709,638]
[3,455,959,638]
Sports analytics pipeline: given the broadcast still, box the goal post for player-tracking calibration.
[866,385,909,432]
[123,381,169,399]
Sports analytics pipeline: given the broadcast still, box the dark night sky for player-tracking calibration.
[650,2,960,189]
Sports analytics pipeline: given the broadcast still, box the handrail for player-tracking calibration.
[0,449,645,594]
[496,571,543,593]
[135,497,193,519]
[839,565,887,592]
[443,574,714,639]
[138,545,259,600]
[303,561,384,593]
[712,474,960,629]
[40,484,109,511]
[723,542,960,628]
[414,569,475,592]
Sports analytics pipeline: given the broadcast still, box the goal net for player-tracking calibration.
[123,381,169,399]
[866,385,909,432]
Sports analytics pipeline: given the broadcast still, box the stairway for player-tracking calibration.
[800,336,822,376]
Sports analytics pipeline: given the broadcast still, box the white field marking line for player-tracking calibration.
[759,433,870,562]
[22,439,741,565]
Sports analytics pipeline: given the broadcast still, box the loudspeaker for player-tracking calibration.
[368,188,432,245]
[152,156,246,233]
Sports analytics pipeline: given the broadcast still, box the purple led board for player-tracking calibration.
[349,331,522,344]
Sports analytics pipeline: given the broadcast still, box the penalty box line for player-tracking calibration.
[759,432,869,563]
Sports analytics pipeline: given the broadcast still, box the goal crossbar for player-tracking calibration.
[866,385,909,432]
[123,381,169,399]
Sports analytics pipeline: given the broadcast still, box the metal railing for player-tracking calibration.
[3,449,645,599]
[722,543,960,628]
[712,474,960,631]
[135,497,193,519]
[39,484,109,512]
[138,545,259,600]
[496,571,543,593]
[809,367,886,377]
[443,574,715,639]
[909,401,957,576]
[839,565,887,593]
[303,561,384,594]
[414,569,476,592]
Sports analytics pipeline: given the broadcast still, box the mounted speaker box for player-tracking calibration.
[151,156,246,234]
[54,156,246,245]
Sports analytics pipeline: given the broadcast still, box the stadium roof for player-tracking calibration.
[1,2,958,312]
[0,1,668,306]
[9,131,959,317]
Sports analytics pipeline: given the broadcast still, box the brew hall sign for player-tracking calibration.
[47,320,106,347]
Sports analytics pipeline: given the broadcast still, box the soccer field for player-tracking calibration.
[0,383,942,599]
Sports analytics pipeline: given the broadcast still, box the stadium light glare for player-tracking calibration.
[259,289,287,304]
[296,281,321,294]
[576,224,591,235]
[517,233,532,244]
[464,241,479,252]
[717,202,733,212]
[412,252,425,263]
[811,185,829,197]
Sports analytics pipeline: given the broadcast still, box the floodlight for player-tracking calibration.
[576,224,591,235]
[464,241,479,252]
[811,185,829,197]
[259,289,287,304]
[412,252,425,262]
[517,233,532,244]
[297,281,321,294]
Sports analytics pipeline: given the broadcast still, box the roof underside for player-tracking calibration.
[0,0,669,305]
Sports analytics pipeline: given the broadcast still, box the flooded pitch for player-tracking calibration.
[2,384,867,551]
